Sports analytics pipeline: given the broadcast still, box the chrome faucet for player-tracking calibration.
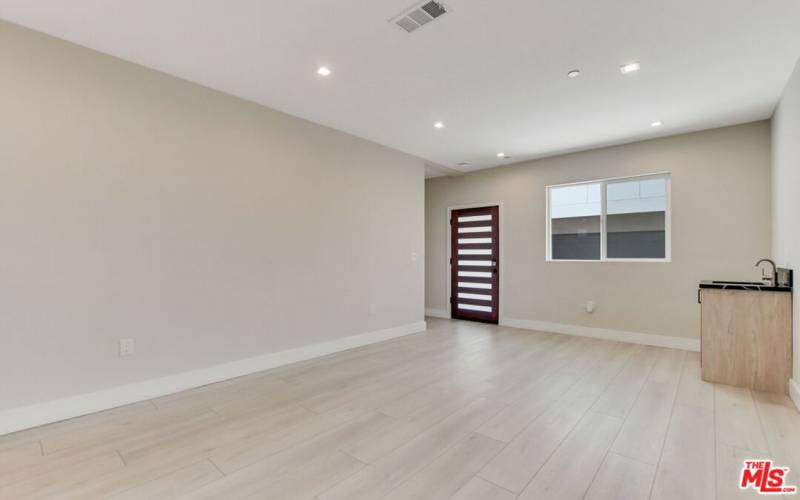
[755,258,777,287]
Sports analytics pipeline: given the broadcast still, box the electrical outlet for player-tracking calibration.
[119,338,135,357]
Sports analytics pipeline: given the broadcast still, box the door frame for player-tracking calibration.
[445,201,505,322]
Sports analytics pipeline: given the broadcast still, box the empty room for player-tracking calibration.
[1,1,799,499]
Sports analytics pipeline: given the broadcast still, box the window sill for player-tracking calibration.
[546,258,671,263]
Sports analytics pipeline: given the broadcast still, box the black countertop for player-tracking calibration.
[699,280,792,292]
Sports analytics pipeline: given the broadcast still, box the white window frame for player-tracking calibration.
[545,172,671,263]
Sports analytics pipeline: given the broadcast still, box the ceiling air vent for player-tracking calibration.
[391,1,448,33]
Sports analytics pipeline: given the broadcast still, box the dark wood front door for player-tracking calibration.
[450,206,499,324]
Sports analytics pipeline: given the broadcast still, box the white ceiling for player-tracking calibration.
[2,1,799,176]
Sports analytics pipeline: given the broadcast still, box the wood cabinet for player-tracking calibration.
[700,289,792,394]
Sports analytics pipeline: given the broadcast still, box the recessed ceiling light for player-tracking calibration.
[497,152,505,158]
[567,70,581,78]
[620,62,640,74]
[651,120,663,127]
[316,66,331,77]
[434,122,444,129]
[457,162,470,167]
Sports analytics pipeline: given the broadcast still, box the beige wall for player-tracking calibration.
[0,21,424,411]
[772,57,800,381]
[426,122,771,341]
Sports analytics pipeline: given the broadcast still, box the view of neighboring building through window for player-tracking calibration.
[606,177,667,258]
[549,182,602,260]
[548,174,669,261]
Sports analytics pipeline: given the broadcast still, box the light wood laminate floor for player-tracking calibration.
[2,318,799,499]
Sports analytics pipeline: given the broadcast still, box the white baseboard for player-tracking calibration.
[500,317,700,352]
[0,320,427,437]
[425,308,450,319]
[790,379,800,412]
